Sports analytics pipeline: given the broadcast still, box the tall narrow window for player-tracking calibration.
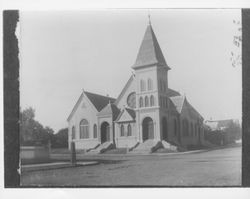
[159,80,163,91]
[93,124,97,138]
[148,78,153,90]
[174,119,177,136]
[139,97,143,107]
[72,126,75,140]
[80,119,89,139]
[121,124,125,137]
[191,123,194,137]
[195,124,197,136]
[150,95,154,106]
[182,119,189,137]
[140,79,145,92]
[145,96,149,107]
[182,120,185,136]
[127,124,132,136]
[186,120,189,136]
[160,96,164,107]
[163,81,166,92]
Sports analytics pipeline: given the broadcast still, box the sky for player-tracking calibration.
[19,9,242,132]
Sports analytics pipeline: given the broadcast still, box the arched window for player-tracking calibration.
[145,96,149,107]
[127,124,132,136]
[182,119,189,137]
[163,81,167,92]
[72,126,76,140]
[159,80,163,91]
[165,97,168,108]
[140,79,145,92]
[93,124,97,138]
[80,119,89,139]
[186,121,189,136]
[191,123,194,137]
[160,96,164,107]
[194,124,197,136]
[139,97,143,107]
[150,95,154,106]
[182,120,185,136]
[174,119,177,136]
[148,78,153,90]
[120,124,125,137]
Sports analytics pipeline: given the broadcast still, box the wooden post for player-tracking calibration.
[70,141,76,166]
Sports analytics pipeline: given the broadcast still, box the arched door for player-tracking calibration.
[142,117,154,141]
[101,122,110,143]
[162,117,168,141]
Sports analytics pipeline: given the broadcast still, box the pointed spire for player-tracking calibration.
[132,18,170,70]
[148,11,151,25]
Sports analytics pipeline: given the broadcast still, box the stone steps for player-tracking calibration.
[130,140,163,154]
[88,142,114,154]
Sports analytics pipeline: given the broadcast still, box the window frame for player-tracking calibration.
[174,119,177,136]
[93,124,97,138]
[150,95,154,106]
[148,78,153,90]
[79,119,89,139]
[139,97,144,107]
[140,79,146,92]
[72,126,76,140]
[145,96,149,107]
[127,124,132,136]
[120,124,125,137]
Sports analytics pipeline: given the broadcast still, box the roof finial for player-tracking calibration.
[148,11,151,25]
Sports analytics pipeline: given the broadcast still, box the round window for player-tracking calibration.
[127,92,136,109]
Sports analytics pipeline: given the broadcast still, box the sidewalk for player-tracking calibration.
[21,161,98,172]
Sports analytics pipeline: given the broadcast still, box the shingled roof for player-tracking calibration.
[84,91,116,112]
[115,107,136,123]
[170,95,203,120]
[166,88,181,97]
[97,103,120,121]
[67,91,116,121]
[132,24,170,69]
[125,108,136,119]
[169,95,185,113]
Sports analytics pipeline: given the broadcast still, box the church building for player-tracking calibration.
[67,20,205,152]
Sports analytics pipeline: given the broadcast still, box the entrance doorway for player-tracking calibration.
[162,117,168,141]
[142,117,154,141]
[101,122,110,143]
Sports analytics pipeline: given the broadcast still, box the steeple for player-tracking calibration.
[132,22,170,70]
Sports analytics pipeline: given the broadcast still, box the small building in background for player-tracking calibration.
[204,119,241,145]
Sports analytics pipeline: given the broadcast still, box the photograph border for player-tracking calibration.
[3,8,250,188]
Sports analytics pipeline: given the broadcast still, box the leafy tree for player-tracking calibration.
[52,128,68,148]
[230,19,242,67]
[20,107,54,146]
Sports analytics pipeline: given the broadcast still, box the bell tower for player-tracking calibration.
[132,19,170,142]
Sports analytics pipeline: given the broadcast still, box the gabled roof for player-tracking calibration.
[132,24,170,69]
[115,107,136,123]
[166,88,181,97]
[169,95,203,120]
[169,95,185,113]
[185,100,203,120]
[97,103,120,121]
[125,108,136,119]
[67,90,116,122]
[84,91,116,112]
[115,75,135,105]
